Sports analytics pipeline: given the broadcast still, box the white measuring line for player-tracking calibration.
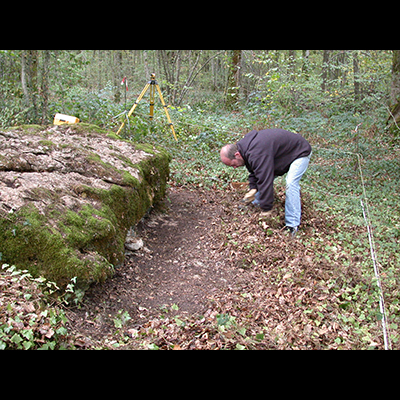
[306,147,391,349]
[354,149,391,350]
[360,199,391,350]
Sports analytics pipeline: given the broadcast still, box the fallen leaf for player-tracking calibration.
[45,328,55,339]
[24,302,36,313]
[39,324,51,336]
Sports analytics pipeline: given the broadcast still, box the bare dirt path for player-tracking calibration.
[66,186,243,346]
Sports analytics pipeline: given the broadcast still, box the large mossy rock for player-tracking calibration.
[0,124,171,290]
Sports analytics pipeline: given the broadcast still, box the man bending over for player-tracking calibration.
[220,129,312,236]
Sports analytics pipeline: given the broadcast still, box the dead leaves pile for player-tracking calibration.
[0,265,69,350]
[128,188,383,350]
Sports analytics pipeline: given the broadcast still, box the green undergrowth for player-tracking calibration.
[0,264,70,350]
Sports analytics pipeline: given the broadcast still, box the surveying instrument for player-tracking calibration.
[116,74,178,142]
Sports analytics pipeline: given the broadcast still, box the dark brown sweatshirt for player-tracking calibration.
[237,129,312,211]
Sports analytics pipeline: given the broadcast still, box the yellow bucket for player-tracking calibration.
[53,113,80,126]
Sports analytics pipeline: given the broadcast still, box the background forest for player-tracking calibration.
[1,50,399,136]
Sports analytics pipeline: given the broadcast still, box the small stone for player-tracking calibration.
[125,238,144,251]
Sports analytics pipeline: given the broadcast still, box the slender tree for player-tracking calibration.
[387,50,400,134]
[321,50,331,92]
[40,50,51,124]
[226,50,242,110]
[353,50,361,102]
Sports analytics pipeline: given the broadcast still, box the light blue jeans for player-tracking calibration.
[285,154,311,228]
[253,153,311,228]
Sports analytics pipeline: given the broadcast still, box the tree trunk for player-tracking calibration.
[21,50,30,106]
[171,51,182,106]
[28,50,38,121]
[40,50,51,124]
[226,50,242,110]
[20,50,39,122]
[353,50,361,102]
[288,50,296,80]
[158,50,174,99]
[321,50,331,92]
[302,50,310,79]
[387,50,400,135]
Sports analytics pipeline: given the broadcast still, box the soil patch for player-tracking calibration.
[66,187,238,343]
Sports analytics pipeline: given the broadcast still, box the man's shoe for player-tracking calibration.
[285,226,298,237]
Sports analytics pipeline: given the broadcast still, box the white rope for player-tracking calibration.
[360,199,391,350]
[310,147,391,350]
[313,146,391,350]
[353,150,391,349]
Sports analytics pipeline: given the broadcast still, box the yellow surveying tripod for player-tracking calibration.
[116,74,178,142]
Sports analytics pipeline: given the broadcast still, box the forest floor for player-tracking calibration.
[65,183,384,350]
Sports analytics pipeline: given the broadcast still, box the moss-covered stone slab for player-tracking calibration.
[0,124,171,290]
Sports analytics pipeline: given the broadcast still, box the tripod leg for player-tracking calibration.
[155,84,178,142]
[116,83,150,136]
[116,120,127,137]
[149,84,155,121]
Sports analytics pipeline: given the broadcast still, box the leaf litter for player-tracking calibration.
[66,184,384,350]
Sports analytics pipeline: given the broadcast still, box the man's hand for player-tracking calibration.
[242,189,257,204]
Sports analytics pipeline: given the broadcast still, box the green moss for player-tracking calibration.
[85,152,128,185]
[134,143,160,155]
[61,206,115,247]
[107,132,120,140]
[12,125,45,134]
[0,205,114,289]
[38,139,56,149]
[136,145,171,203]
[121,171,139,187]
[112,153,136,169]
[57,203,123,269]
